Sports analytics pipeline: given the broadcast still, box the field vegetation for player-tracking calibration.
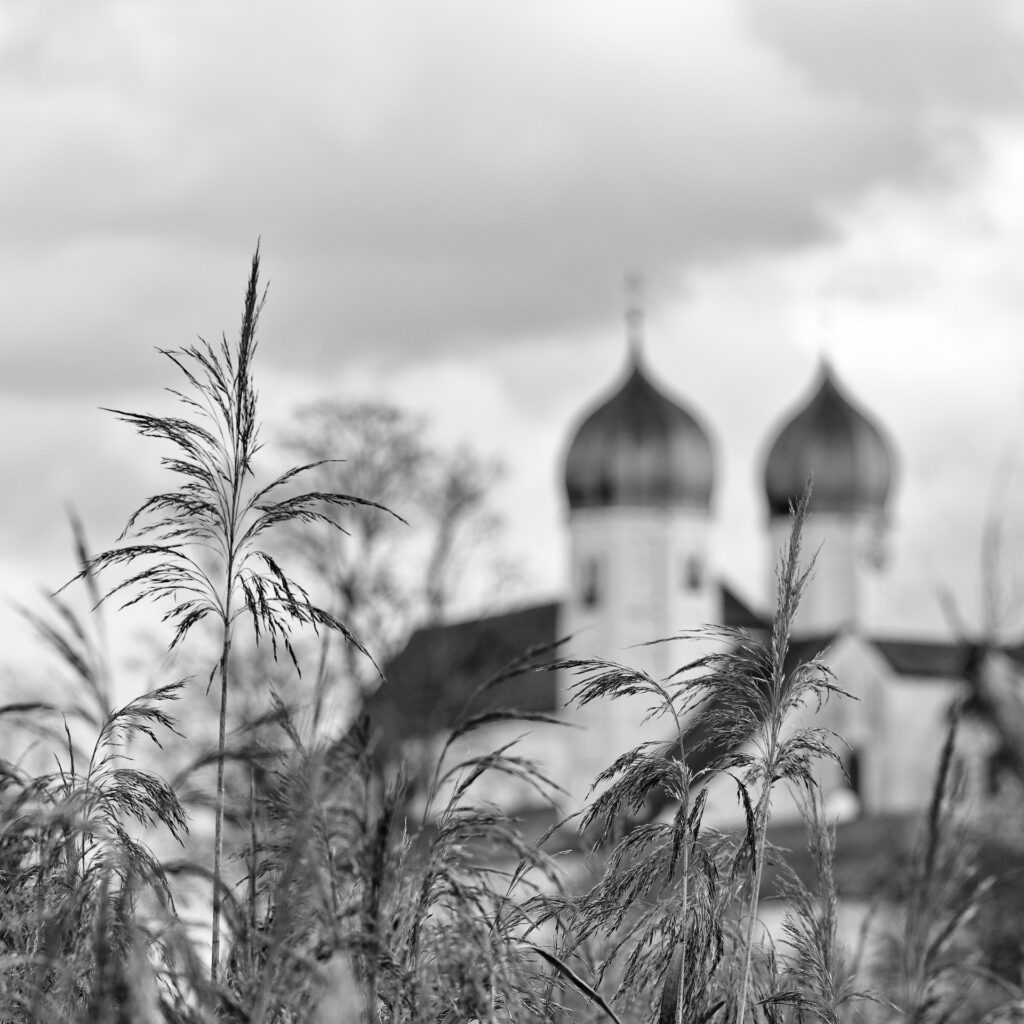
[2,252,1022,1022]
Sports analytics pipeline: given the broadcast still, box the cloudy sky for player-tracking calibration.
[5,0,1024,672]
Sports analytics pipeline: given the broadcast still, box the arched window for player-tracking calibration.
[985,748,1011,797]
[987,755,1001,797]
[681,554,703,592]
[844,747,862,799]
[580,556,601,608]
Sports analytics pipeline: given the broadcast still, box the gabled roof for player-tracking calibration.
[784,634,836,674]
[371,584,770,743]
[721,582,769,631]
[368,590,1024,749]
[873,638,979,679]
[367,601,561,741]
[761,812,918,898]
[725,626,1024,683]
[762,811,1024,900]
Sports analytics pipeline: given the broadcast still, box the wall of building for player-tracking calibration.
[557,504,720,807]
[768,512,889,637]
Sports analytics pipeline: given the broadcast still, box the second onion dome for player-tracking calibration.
[763,361,894,517]
[564,352,714,511]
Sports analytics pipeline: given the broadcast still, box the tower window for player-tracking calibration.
[579,557,601,608]
[681,554,703,592]
[986,748,1011,797]
[844,747,862,799]
[987,755,1000,797]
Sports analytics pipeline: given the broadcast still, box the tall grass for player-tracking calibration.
[533,491,856,1024]
[869,701,991,1024]
[3,251,1017,1021]
[62,246,396,979]
[770,789,865,1023]
[5,528,187,1021]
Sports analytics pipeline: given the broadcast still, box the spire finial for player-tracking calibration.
[817,284,836,373]
[625,271,645,362]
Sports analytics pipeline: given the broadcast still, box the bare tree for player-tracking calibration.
[278,399,510,691]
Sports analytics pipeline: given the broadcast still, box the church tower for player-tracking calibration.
[558,294,717,801]
[762,361,895,636]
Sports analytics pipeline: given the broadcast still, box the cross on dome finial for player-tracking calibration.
[817,285,836,373]
[624,271,645,362]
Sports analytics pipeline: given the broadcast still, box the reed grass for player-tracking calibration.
[2,251,1019,1022]
[61,245,397,980]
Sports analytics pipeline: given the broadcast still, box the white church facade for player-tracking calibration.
[371,314,1008,829]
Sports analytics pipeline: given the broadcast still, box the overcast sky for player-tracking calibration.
[5,0,1024,674]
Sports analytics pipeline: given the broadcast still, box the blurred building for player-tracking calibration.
[370,310,1013,827]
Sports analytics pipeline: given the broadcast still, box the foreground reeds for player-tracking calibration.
[2,251,1019,1022]
[61,246,397,980]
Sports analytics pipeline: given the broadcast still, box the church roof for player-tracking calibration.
[367,602,561,742]
[371,586,783,741]
[371,601,1024,748]
[873,638,979,679]
[721,583,770,631]
[564,356,714,511]
[763,362,895,516]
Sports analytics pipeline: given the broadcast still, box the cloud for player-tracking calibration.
[742,0,1024,115]
[2,0,1009,399]
[6,0,1024,646]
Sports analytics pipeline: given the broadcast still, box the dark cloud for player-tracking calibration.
[3,0,1000,399]
[742,0,1024,113]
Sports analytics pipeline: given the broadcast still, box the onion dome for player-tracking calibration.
[763,362,894,516]
[564,354,714,511]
